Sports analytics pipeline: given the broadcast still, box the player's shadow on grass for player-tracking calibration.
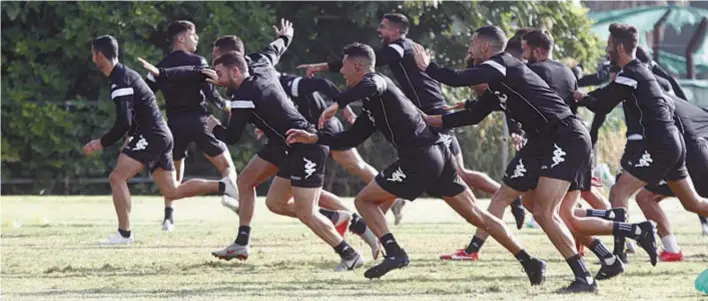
[14,287,476,299]
[4,261,254,280]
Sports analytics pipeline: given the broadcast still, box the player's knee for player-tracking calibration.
[162,189,180,201]
[108,171,127,186]
[265,199,285,215]
[341,159,364,174]
[353,197,372,211]
[532,206,555,223]
[635,192,650,207]
[237,175,256,191]
[295,209,315,225]
[558,209,576,229]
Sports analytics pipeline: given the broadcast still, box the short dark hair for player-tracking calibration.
[91,35,119,60]
[505,37,523,56]
[505,28,535,56]
[213,35,245,55]
[167,20,195,42]
[383,13,410,35]
[212,51,248,73]
[609,23,638,54]
[635,46,651,64]
[513,28,535,39]
[522,29,554,52]
[474,25,507,52]
[343,42,376,66]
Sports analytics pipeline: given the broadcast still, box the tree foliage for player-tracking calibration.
[1,1,604,195]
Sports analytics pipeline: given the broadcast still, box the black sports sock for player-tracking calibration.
[318,208,338,223]
[612,207,627,255]
[348,213,367,235]
[118,228,131,238]
[566,254,593,284]
[612,222,641,240]
[164,207,174,222]
[234,226,251,245]
[589,239,615,264]
[514,249,531,264]
[512,197,523,208]
[218,182,226,194]
[586,209,608,219]
[700,215,707,225]
[380,233,403,257]
[465,236,486,254]
[333,241,357,260]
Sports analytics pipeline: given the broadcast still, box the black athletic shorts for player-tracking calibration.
[122,132,175,172]
[275,143,329,188]
[322,118,352,152]
[573,150,593,192]
[168,112,227,160]
[503,116,592,192]
[621,127,688,185]
[645,137,708,197]
[375,142,466,201]
[432,128,462,156]
[257,140,287,168]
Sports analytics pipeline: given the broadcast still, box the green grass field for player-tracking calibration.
[2,195,707,300]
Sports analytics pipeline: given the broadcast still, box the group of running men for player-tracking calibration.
[82,13,708,293]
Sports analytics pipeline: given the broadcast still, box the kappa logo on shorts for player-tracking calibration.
[551,144,566,168]
[510,159,527,179]
[634,151,653,168]
[303,158,317,179]
[132,135,148,151]
[441,134,453,148]
[386,167,407,183]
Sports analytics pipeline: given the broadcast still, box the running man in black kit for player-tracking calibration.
[287,42,547,282]
[573,24,708,263]
[149,20,367,271]
[635,96,708,260]
[298,14,505,224]
[207,36,381,260]
[443,29,624,280]
[412,25,658,293]
[145,20,239,232]
[583,48,708,261]
[83,35,238,245]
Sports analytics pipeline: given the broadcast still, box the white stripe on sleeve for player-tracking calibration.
[230,100,255,109]
[111,88,134,99]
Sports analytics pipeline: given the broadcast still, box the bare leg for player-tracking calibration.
[354,181,398,237]
[108,154,144,231]
[609,172,648,256]
[532,177,577,258]
[455,153,500,194]
[152,169,221,200]
[237,155,278,226]
[291,184,344,247]
[471,184,522,242]
[331,149,377,183]
[581,188,610,210]
[636,188,670,236]
[264,176,297,218]
[205,148,238,191]
[667,176,708,216]
[443,188,522,254]
[319,190,352,211]
[164,158,185,209]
